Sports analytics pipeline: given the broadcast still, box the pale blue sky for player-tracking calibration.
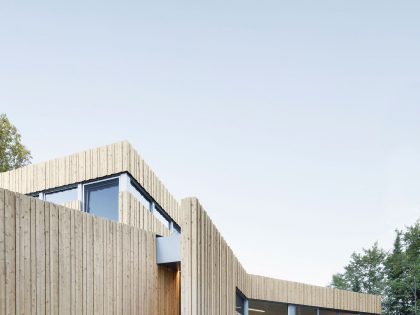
[1,0,419,286]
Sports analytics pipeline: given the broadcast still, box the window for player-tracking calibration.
[297,305,318,315]
[154,205,171,229]
[129,180,151,210]
[45,187,77,205]
[84,178,119,221]
[172,223,181,234]
[126,174,178,232]
[236,290,246,315]
[319,310,338,315]
[249,300,287,315]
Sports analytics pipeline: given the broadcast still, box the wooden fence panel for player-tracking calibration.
[0,188,180,315]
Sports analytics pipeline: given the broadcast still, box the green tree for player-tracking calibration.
[332,221,420,315]
[331,242,387,296]
[402,222,420,315]
[385,222,420,315]
[384,231,408,315]
[0,113,31,172]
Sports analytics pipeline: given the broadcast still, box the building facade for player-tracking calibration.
[0,141,381,315]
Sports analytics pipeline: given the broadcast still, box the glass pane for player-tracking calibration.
[129,180,151,210]
[236,292,245,315]
[154,207,170,229]
[320,310,337,315]
[45,187,77,205]
[249,300,288,315]
[172,224,181,234]
[85,179,119,221]
[297,305,318,315]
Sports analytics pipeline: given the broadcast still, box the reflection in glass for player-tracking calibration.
[248,300,288,315]
[297,305,318,315]
[129,180,151,210]
[85,179,119,221]
[319,309,337,315]
[154,207,170,229]
[172,223,181,234]
[45,187,77,205]
[236,291,245,315]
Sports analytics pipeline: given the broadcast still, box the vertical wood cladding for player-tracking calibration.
[0,142,381,314]
[0,188,180,315]
[119,191,170,237]
[180,198,381,315]
[0,141,180,223]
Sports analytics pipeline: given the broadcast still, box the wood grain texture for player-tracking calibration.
[0,141,381,315]
[119,191,170,237]
[0,188,180,315]
[62,200,81,211]
[0,141,180,223]
[180,198,381,315]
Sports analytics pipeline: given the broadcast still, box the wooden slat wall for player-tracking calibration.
[0,188,180,315]
[180,197,251,315]
[62,200,81,211]
[248,275,381,313]
[0,141,381,314]
[119,191,170,237]
[0,141,180,223]
[180,198,381,315]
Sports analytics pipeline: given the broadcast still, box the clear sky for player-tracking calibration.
[1,0,419,286]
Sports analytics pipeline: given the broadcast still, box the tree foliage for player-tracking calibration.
[0,113,31,172]
[331,221,420,315]
[332,242,387,296]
